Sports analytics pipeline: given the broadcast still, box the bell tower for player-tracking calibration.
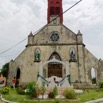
[47,0,63,24]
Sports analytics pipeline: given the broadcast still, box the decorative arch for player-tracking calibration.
[49,52,61,61]
[34,48,41,62]
[38,56,69,79]
[48,52,62,77]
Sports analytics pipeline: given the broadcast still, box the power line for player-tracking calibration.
[0,38,27,55]
[0,0,83,56]
[52,0,83,23]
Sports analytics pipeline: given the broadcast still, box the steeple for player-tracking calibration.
[47,0,63,24]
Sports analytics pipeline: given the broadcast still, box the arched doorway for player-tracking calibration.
[48,52,62,77]
[16,68,20,85]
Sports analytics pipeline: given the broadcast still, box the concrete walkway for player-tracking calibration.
[85,98,103,103]
[0,100,5,103]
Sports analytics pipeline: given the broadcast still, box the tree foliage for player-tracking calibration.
[27,81,37,98]
[1,62,9,77]
[98,81,103,88]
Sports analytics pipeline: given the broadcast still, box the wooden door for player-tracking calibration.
[48,64,62,77]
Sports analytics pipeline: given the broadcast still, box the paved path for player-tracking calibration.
[85,98,103,103]
[0,100,5,103]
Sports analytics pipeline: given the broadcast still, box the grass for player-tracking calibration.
[2,88,103,103]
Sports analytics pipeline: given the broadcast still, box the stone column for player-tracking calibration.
[69,62,78,82]
[66,61,69,76]
[39,61,43,76]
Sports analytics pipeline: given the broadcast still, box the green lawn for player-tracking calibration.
[2,88,103,103]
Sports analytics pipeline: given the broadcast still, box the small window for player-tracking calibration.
[55,7,60,15]
[56,2,60,4]
[50,7,54,15]
[34,48,41,62]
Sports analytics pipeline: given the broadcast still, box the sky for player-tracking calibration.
[0,0,103,68]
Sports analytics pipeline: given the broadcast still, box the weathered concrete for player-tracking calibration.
[8,21,103,86]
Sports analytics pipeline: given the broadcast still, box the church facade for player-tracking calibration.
[8,0,103,86]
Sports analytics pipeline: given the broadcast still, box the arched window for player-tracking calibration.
[91,67,96,84]
[34,48,41,61]
[49,52,61,61]
[69,48,76,62]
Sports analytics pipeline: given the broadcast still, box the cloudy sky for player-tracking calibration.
[0,0,103,68]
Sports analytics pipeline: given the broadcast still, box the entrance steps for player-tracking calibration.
[45,87,73,95]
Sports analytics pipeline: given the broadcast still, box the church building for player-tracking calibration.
[8,0,103,86]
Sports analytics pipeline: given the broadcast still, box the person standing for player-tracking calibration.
[12,77,16,89]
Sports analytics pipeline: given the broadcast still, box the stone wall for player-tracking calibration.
[8,24,103,86]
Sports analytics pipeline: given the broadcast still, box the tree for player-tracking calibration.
[1,62,9,77]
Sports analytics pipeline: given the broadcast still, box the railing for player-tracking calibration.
[58,75,70,86]
[38,74,51,85]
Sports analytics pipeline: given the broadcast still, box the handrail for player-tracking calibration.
[38,74,51,84]
[58,75,69,84]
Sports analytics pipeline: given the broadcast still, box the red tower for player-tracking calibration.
[47,0,63,24]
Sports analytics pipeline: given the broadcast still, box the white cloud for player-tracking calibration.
[86,43,103,59]
[0,57,6,69]
[0,0,103,68]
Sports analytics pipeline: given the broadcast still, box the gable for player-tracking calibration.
[27,24,83,46]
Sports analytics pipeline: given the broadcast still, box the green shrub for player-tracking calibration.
[98,82,103,88]
[54,99,60,103]
[16,87,25,95]
[27,81,37,98]
[63,88,76,99]
[53,86,58,97]
[48,92,55,98]
[40,82,46,99]
[1,87,10,94]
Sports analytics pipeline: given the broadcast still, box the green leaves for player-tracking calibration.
[1,62,9,77]
[27,81,37,98]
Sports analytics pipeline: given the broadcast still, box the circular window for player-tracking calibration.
[50,33,59,42]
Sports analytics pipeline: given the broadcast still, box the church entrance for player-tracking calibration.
[16,68,20,86]
[48,52,62,77]
[48,63,62,77]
